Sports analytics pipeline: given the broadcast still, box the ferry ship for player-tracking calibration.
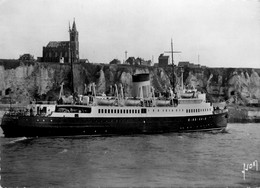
[1,73,228,137]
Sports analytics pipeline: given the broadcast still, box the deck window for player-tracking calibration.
[41,107,47,114]
[141,108,147,114]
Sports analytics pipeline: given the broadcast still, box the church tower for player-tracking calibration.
[69,19,79,63]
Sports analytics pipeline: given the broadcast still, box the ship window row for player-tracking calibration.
[188,117,207,121]
[151,109,184,112]
[98,109,147,114]
[186,108,211,113]
[180,124,212,130]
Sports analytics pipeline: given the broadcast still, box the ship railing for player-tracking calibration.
[33,101,57,105]
[5,108,28,116]
[178,98,203,104]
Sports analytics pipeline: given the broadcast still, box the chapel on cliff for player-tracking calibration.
[42,19,79,63]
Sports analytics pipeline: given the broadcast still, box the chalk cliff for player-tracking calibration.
[0,60,260,107]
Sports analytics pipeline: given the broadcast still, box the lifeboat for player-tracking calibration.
[180,92,194,98]
[125,98,141,106]
[156,100,171,106]
[96,98,116,106]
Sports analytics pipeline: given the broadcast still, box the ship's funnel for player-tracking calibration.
[132,73,150,98]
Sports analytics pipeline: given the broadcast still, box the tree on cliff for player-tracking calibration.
[19,54,35,62]
[109,59,121,65]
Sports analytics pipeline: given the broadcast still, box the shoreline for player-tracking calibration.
[227,105,260,123]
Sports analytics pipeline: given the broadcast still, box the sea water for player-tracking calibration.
[0,124,260,187]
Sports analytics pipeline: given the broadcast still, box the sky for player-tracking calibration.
[0,0,260,68]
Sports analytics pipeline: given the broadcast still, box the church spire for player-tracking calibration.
[72,18,77,31]
[69,18,79,64]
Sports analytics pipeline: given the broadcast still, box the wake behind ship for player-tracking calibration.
[1,73,228,137]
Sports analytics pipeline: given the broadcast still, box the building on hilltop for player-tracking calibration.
[125,57,135,65]
[42,19,79,63]
[158,54,169,67]
[178,61,205,68]
[178,61,190,67]
[125,57,151,66]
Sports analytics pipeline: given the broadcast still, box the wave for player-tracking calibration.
[8,137,31,144]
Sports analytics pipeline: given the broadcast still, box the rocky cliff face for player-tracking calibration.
[72,63,170,97]
[0,60,260,105]
[0,61,71,103]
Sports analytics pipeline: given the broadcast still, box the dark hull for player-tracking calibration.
[1,113,228,137]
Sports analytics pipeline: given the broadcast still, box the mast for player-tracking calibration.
[69,21,74,94]
[164,39,181,90]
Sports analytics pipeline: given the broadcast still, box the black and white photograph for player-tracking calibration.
[0,0,260,187]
